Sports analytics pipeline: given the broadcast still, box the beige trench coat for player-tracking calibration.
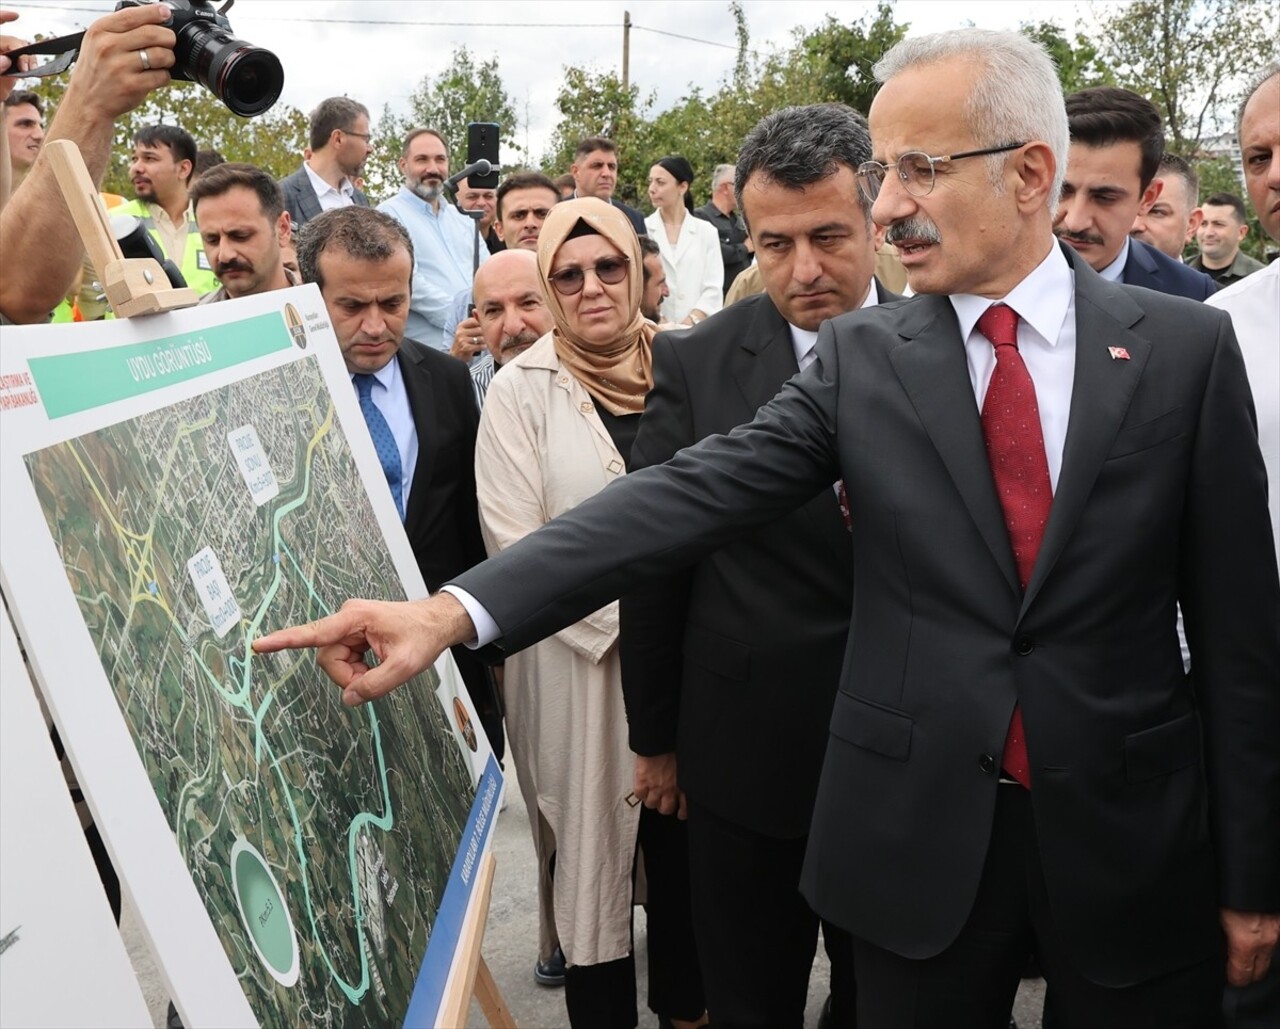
[475,333,639,967]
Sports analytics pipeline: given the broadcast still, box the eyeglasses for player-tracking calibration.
[547,256,630,296]
[504,207,553,222]
[341,129,372,140]
[856,142,1027,202]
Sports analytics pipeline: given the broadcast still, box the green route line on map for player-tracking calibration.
[93,391,395,1006]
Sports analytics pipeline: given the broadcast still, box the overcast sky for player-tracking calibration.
[9,0,1108,162]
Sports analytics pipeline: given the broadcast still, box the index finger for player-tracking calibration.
[254,609,362,654]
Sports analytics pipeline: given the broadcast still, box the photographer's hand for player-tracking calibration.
[0,4,178,321]
[1,10,36,102]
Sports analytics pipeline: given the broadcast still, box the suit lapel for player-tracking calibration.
[889,295,1021,595]
[732,298,800,413]
[398,346,436,531]
[1021,253,1148,614]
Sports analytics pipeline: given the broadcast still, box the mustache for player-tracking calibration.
[886,217,942,246]
[500,329,541,353]
[1055,227,1105,246]
[217,259,252,276]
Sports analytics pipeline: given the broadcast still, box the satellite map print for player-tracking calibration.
[23,356,475,1026]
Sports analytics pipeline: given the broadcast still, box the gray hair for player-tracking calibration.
[296,207,414,290]
[734,104,873,226]
[1237,62,1280,139]
[711,163,736,190]
[874,29,1069,208]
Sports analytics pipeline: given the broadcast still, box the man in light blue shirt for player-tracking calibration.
[378,127,488,351]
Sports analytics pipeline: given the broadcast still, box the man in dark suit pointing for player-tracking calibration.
[621,103,895,1028]
[260,30,1279,1027]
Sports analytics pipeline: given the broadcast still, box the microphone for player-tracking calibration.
[445,159,495,190]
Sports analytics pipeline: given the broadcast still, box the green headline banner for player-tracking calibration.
[29,312,291,419]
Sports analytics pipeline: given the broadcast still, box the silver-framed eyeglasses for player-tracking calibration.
[856,142,1028,202]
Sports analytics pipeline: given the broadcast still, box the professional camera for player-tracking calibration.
[114,0,284,117]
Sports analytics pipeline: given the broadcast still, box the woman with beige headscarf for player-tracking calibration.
[475,197,705,1028]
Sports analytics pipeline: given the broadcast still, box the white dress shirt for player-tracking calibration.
[1097,237,1130,284]
[352,355,419,511]
[791,279,880,370]
[450,244,1078,646]
[951,242,1076,490]
[304,162,357,212]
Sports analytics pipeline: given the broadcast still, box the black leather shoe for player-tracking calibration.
[534,945,566,987]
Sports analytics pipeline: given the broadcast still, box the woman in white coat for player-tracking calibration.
[643,156,723,326]
[474,197,705,1029]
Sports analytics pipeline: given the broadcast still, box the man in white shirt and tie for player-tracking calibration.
[293,205,502,759]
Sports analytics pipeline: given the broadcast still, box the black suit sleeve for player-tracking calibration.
[619,332,698,755]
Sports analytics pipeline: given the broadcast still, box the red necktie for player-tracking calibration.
[978,303,1051,789]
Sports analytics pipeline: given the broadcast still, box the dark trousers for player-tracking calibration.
[687,798,856,1029]
[853,784,1224,1029]
[564,806,705,1029]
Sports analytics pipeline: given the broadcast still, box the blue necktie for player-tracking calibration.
[353,373,405,521]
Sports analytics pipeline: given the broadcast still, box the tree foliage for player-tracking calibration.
[1096,0,1279,154]
[24,77,308,197]
[404,46,520,169]
[1020,20,1114,95]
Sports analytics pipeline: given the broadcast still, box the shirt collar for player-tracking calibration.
[1097,236,1130,283]
[949,242,1072,348]
[305,161,354,199]
[351,353,401,391]
[790,278,880,365]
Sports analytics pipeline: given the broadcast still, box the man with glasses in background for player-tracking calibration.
[278,96,372,231]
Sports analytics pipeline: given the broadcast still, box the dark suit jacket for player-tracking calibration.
[1123,236,1216,299]
[396,341,491,708]
[278,164,371,231]
[452,244,1280,986]
[692,201,751,293]
[620,285,895,839]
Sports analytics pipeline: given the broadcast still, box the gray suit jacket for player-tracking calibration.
[278,164,370,231]
[452,244,1280,985]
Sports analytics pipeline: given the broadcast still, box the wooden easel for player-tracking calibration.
[44,138,198,317]
[436,853,516,1028]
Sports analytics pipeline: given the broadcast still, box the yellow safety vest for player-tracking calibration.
[114,199,220,296]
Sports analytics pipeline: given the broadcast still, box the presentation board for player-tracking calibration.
[0,286,502,1027]
[0,602,153,1028]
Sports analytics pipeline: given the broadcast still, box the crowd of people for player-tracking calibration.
[3,6,1279,1029]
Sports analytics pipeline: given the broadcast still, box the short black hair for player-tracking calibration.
[638,233,661,284]
[194,148,225,177]
[3,89,42,115]
[496,171,560,219]
[575,136,617,160]
[133,124,198,184]
[1201,191,1248,224]
[308,97,370,153]
[734,104,872,227]
[1064,86,1164,188]
[189,162,285,221]
[1158,153,1198,203]
[296,207,414,290]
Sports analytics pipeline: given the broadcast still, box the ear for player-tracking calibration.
[1013,141,1055,213]
[1137,177,1163,215]
[276,211,292,247]
[1236,220,1249,242]
[178,159,194,185]
[1185,208,1203,242]
[872,220,887,249]
[398,154,408,175]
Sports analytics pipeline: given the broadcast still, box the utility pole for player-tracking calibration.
[622,10,631,91]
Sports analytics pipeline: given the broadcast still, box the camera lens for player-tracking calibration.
[178,23,284,117]
[214,46,284,117]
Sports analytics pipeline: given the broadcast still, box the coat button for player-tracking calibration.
[1014,635,1036,656]
[979,754,997,774]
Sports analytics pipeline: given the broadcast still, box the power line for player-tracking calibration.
[7,3,763,56]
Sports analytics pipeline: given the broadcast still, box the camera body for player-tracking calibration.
[114,0,283,117]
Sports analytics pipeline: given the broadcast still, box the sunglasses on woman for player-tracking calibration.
[547,256,630,296]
